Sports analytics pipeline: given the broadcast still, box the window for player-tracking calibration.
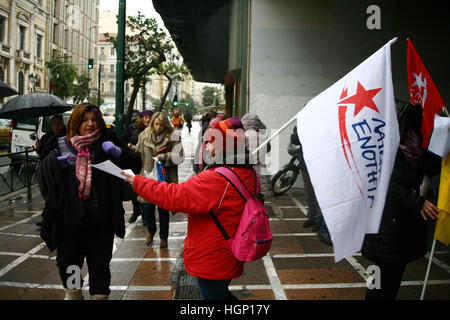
[110,64,114,73]
[101,82,104,92]
[13,117,36,131]
[17,71,24,95]
[0,16,4,43]
[0,67,4,81]
[109,81,114,93]
[101,47,105,55]
[111,47,115,55]
[53,23,58,44]
[19,26,26,50]
[36,34,42,58]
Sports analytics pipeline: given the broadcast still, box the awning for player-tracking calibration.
[153,0,231,84]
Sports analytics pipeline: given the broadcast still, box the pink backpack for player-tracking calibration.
[210,167,273,262]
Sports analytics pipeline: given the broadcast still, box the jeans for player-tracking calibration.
[196,277,238,300]
[142,203,169,239]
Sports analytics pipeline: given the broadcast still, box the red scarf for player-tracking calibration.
[70,130,101,200]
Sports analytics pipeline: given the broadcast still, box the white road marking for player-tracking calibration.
[273,233,317,237]
[0,242,46,278]
[262,255,287,300]
[287,192,308,216]
[0,212,41,232]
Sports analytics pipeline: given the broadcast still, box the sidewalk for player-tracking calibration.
[0,121,449,300]
[0,185,448,300]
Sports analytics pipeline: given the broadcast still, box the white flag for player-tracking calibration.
[297,38,400,262]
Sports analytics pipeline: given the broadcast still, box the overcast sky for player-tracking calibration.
[98,0,165,28]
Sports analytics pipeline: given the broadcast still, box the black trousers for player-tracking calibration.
[142,203,169,239]
[131,196,142,216]
[365,261,407,300]
[56,224,114,295]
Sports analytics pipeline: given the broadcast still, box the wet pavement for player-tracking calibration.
[0,121,449,300]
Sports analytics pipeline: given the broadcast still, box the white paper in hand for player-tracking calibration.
[92,160,133,180]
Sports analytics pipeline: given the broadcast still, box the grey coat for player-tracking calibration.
[242,114,273,198]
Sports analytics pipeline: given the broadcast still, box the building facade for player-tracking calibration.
[98,9,212,113]
[0,0,99,97]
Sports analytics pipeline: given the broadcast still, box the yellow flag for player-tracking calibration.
[435,155,450,246]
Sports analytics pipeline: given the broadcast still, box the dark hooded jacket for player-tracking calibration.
[37,131,142,251]
[361,99,437,264]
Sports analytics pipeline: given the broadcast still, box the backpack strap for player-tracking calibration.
[209,166,258,241]
[209,211,231,240]
[213,166,253,201]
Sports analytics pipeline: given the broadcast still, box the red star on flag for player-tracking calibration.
[339,82,382,116]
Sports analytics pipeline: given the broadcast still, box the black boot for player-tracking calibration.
[128,212,140,223]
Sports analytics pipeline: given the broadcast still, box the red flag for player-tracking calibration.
[407,39,446,149]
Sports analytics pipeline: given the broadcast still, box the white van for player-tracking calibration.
[9,112,71,161]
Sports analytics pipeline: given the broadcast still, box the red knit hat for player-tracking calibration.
[207,116,245,152]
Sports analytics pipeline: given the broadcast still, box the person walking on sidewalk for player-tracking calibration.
[290,126,324,231]
[361,100,440,300]
[171,108,184,130]
[184,111,193,134]
[123,117,257,300]
[37,103,141,300]
[35,115,66,228]
[122,109,154,224]
[134,111,184,248]
[242,113,273,199]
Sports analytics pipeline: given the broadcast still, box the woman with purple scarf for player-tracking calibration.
[37,103,141,300]
[361,100,440,300]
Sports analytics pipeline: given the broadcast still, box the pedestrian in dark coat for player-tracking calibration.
[37,103,141,300]
[361,100,440,300]
[121,109,154,223]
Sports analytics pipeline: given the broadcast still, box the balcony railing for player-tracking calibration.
[1,44,10,54]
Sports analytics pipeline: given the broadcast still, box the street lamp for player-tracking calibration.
[213,92,217,107]
[28,73,40,93]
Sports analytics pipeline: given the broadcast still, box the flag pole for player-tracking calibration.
[251,114,297,155]
[420,237,437,300]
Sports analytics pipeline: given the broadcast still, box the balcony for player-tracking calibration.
[0,44,11,56]
[35,57,44,67]
[15,50,32,64]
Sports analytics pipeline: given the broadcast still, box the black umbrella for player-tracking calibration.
[0,93,72,119]
[0,80,18,99]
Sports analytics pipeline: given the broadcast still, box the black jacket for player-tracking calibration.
[121,123,144,146]
[37,131,142,251]
[361,150,433,264]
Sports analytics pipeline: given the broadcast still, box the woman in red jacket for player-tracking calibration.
[123,117,258,300]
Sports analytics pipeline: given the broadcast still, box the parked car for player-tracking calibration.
[104,116,116,129]
[8,111,71,160]
[0,119,11,147]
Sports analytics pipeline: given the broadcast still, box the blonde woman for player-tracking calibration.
[135,111,184,248]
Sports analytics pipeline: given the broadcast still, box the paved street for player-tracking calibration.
[0,121,449,300]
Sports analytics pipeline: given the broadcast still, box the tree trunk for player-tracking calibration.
[125,82,140,128]
[157,74,172,112]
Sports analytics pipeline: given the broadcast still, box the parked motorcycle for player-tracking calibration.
[271,142,303,195]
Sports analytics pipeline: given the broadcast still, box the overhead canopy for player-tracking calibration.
[153,0,231,84]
